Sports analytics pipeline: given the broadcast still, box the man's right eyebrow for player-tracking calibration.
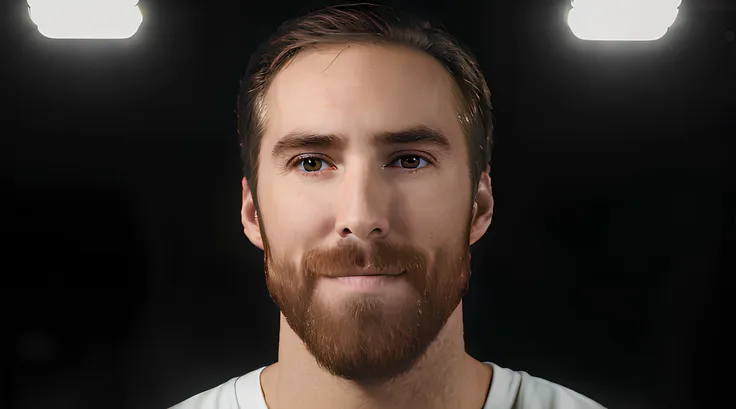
[271,131,346,160]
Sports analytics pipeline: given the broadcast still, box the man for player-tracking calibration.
[172,3,606,409]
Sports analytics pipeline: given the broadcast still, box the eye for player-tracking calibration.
[295,156,331,173]
[386,154,430,170]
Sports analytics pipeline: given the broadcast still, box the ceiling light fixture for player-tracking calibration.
[568,0,682,41]
[28,0,143,39]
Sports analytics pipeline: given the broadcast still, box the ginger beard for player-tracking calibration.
[260,204,475,385]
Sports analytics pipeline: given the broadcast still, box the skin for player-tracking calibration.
[240,43,494,409]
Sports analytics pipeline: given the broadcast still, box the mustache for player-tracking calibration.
[302,240,428,278]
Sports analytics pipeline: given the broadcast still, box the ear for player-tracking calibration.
[241,177,264,250]
[469,164,494,246]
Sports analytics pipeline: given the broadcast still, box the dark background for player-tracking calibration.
[4,0,735,408]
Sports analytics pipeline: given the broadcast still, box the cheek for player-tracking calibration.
[264,186,334,253]
[405,202,467,238]
[404,176,476,224]
[399,181,471,239]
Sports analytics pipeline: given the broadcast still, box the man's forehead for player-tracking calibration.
[275,43,439,83]
[262,43,464,152]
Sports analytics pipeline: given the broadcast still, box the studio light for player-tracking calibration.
[568,0,682,41]
[28,0,143,39]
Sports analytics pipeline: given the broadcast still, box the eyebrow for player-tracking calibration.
[271,125,452,160]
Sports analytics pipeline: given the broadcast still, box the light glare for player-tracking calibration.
[568,0,681,41]
[28,0,143,39]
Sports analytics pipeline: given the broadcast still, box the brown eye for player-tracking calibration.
[399,156,421,169]
[299,157,325,172]
[390,155,429,170]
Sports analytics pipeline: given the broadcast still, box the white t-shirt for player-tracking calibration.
[169,362,607,409]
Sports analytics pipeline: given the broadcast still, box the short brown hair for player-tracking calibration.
[237,3,493,215]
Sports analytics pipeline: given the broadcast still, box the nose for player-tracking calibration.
[334,164,390,240]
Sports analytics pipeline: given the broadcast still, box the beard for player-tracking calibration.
[260,211,473,386]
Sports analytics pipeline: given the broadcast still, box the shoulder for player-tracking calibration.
[169,366,268,409]
[168,377,240,409]
[485,362,607,409]
[515,371,606,409]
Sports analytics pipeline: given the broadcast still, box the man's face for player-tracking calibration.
[248,44,481,384]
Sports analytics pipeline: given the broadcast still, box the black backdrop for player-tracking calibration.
[4,1,735,408]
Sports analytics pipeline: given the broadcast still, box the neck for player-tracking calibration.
[260,301,493,409]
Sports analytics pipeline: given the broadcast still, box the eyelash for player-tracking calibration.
[290,154,433,178]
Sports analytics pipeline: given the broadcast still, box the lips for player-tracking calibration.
[328,273,407,291]
[333,269,405,278]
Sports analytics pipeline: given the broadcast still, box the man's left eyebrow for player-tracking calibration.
[373,125,452,153]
